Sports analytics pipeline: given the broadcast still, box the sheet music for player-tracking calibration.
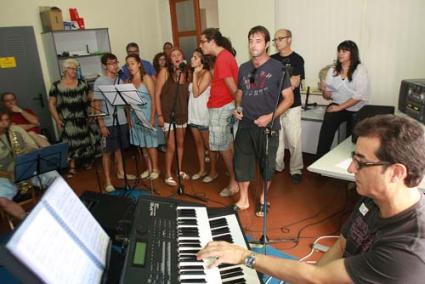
[115,84,146,106]
[6,206,104,284]
[98,85,126,105]
[42,177,110,265]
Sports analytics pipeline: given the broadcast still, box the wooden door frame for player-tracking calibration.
[169,0,202,47]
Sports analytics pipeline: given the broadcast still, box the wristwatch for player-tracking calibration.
[244,253,256,269]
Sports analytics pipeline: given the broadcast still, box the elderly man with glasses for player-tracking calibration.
[198,114,425,283]
[272,28,305,184]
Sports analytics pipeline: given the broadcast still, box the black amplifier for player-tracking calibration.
[399,79,425,123]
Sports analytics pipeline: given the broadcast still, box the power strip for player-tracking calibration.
[313,243,330,252]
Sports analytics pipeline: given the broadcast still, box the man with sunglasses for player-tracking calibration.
[272,29,305,184]
[198,114,425,283]
[232,26,293,215]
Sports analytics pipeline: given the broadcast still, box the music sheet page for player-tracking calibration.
[98,85,125,105]
[42,177,110,265]
[6,206,103,284]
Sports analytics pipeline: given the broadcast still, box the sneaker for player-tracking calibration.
[105,184,115,192]
[140,170,150,179]
[164,176,177,186]
[291,174,302,184]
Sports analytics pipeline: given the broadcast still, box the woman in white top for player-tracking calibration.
[316,40,370,158]
[188,48,218,182]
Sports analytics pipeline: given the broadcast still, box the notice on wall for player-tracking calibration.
[0,57,17,68]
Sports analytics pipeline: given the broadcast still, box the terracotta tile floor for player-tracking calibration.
[1,134,359,262]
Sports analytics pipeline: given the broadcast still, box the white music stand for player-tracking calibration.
[98,84,145,106]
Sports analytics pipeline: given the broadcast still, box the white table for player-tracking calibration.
[308,137,425,191]
[301,105,345,154]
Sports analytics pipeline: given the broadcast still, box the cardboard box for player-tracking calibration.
[40,7,64,32]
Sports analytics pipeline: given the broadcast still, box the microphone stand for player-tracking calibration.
[167,66,206,203]
[249,66,289,255]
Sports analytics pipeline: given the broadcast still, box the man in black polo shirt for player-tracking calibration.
[272,28,305,184]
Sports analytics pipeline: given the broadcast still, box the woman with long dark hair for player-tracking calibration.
[188,48,218,182]
[126,54,163,180]
[152,52,167,74]
[316,40,370,158]
[155,48,190,186]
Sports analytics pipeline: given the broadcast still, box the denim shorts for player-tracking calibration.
[188,123,209,131]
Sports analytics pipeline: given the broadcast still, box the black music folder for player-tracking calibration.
[14,143,68,183]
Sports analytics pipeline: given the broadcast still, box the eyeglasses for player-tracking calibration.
[249,68,257,84]
[199,39,209,44]
[351,151,391,170]
[272,36,290,43]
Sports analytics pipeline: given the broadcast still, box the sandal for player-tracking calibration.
[140,170,150,179]
[192,172,207,181]
[255,202,270,217]
[104,184,115,193]
[179,171,190,180]
[164,176,177,186]
[149,170,160,180]
[66,167,76,178]
[219,185,239,197]
[117,173,137,180]
[202,174,219,183]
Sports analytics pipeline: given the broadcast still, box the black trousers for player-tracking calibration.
[316,107,356,159]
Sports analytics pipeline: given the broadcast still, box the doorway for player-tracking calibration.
[169,0,219,59]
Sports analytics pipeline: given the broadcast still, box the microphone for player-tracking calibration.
[178,62,186,71]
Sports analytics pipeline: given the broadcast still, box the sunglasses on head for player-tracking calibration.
[249,68,257,84]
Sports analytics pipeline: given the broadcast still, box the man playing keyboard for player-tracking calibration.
[198,114,425,283]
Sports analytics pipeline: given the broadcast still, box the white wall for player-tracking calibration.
[217,0,275,64]
[200,0,219,29]
[0,0,169,91]
[275,0,425,106]
[3,0,423,108]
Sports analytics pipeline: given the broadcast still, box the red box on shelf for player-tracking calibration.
[69,8,79,21]
[76,18,85,29]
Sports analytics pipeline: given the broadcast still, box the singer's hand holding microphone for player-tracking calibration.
[233,106,243,121]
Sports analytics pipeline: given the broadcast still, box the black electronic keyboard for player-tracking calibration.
[120,195,263,284]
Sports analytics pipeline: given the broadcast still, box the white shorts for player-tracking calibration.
[163,122,188,131]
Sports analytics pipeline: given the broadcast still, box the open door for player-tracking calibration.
[169,0,202,60]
